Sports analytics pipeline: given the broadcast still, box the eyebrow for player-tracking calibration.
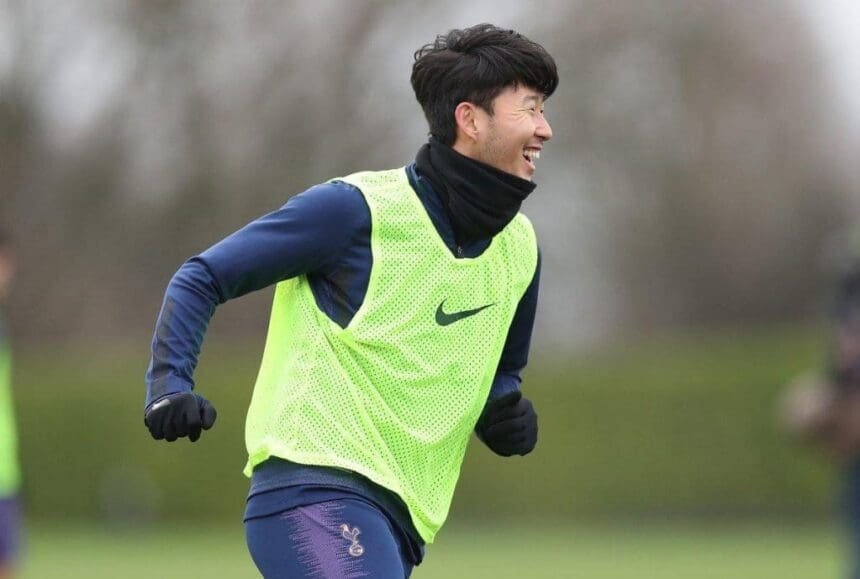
[521,94,543,106]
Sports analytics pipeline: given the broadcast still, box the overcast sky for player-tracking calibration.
[805,0,860,139]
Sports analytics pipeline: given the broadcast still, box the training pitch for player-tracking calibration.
[17,520,841,578]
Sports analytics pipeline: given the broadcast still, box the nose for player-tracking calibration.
[535,113,553,141]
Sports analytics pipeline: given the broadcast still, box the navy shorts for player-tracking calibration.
[0,496,21,566]
[245,498,415,578]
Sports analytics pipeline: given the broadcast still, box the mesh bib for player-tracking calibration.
[244,167,537,542]
[0,342,19,496]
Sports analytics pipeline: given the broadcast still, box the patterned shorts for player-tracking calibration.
[245,498,414,578]
[0,496,21,565]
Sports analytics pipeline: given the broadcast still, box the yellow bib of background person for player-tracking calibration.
[0,343,20,497]
[244,168,538,542]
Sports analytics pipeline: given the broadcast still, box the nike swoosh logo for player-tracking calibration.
[150,398,172,412]
[435,300,496,326]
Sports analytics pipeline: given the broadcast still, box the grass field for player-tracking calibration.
[17,520,844,578]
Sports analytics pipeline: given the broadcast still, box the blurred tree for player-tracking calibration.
[0,0,854,345]
[542,0,850,329]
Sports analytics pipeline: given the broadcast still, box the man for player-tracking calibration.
[781,237,860,579]
[0,232,20,579]
[145,23,557,577]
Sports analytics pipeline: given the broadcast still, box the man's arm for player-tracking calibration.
[475,250,541,456]
[489,249,541,398]
[144,182,369,438]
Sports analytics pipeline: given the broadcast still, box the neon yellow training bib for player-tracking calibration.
[0,340,20,497]
[244,168,538,542]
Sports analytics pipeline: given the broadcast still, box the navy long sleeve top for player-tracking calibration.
[144,163,541,560]
[146,164,540,408]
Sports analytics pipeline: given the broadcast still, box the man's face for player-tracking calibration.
[839,324,860,366]
[471,84,553,181]
[0,251,13,302]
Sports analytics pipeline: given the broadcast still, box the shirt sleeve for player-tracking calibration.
[144,181,368,408]
[486,248,542,400]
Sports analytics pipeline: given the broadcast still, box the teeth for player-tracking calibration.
[524,150,540,161]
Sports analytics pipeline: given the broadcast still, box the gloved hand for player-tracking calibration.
[475,390,538,457]
[144,392,217,442]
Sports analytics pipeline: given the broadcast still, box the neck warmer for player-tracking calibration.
[414,139,536,246]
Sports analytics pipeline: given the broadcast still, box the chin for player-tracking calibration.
[503,166,532,181]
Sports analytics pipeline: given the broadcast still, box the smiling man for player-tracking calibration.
[144,23,557,578]
[0,232,20,579]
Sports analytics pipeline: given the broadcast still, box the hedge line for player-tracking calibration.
[11,325,836,523]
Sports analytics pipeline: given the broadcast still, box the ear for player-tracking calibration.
[454,101,481,143]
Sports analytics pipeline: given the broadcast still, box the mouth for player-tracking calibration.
[523,148,541,174]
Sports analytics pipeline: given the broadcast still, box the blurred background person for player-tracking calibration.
[0,232,21,579]
[781,230,860,579]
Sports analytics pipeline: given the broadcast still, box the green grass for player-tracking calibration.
[17,520,844,578]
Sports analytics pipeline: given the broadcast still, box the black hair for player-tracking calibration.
[836,261,860,320]
[411,23,559,146]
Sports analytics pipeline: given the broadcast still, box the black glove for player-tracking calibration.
[475,390,538,457]
[144,392,217,442]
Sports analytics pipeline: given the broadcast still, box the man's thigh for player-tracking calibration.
[245,498,413,578]
[0,496,21,567]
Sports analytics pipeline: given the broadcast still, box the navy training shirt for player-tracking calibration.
[144,163,542,558]
[146,164,540,406]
